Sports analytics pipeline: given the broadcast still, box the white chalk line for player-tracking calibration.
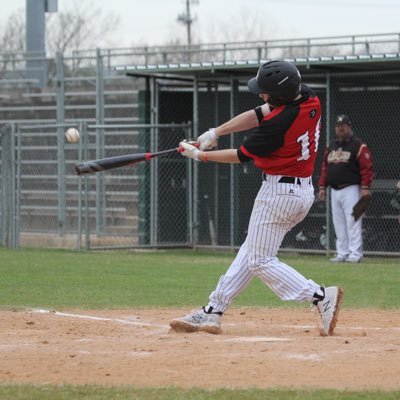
[285,353,322,361]
[32,309,168,330]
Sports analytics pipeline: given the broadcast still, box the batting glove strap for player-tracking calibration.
[179,141,200,161]
[197,128,218,150]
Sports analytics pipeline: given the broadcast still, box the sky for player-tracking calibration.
[1,0,400,48]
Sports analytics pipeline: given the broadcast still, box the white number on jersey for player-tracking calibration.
[296,118,321,161]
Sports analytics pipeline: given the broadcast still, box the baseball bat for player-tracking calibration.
[75,147,179,176]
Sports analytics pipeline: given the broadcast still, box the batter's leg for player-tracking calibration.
[207,238,254,313]
[246,182,321,302]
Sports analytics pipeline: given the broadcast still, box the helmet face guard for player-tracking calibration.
[248,61,301,106]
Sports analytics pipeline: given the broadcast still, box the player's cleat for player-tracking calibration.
[329,255,347,263]
[345,255,362,263]
[316,286,343,336]
[169,307,222,334]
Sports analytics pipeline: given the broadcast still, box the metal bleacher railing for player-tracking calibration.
[71,32,400,67]
[2,32,399,75]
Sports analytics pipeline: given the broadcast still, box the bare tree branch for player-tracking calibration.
[45,1,120,55]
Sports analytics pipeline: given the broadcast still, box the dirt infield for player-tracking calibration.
[0,308,399,390]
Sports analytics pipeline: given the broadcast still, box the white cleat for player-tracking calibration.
[329,255,347,263]
[345,255,362,263]
[170,308,222,334]
[317,286,343,336]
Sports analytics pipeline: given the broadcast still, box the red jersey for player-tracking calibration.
[237,85,321,178]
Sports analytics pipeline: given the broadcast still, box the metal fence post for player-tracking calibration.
[0,125,7,246]
[56,52,66,236]
[229,77,238,250]
[154,80,160,246]
[10,124,16,248]
[192,73,199,248]
[14,123,21,248]
[77,121,84,252]
[82,123,91,251]
[149,77,157,246]
[0,124,16,248]
[325,72,332,256]
[96,49,105,235]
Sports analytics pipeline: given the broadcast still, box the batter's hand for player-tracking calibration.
[179,141,200,160]
[197,128,218,150]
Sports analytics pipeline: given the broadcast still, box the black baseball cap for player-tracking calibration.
[335,114,352,126]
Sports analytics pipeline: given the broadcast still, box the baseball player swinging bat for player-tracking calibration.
[74,144,198,176]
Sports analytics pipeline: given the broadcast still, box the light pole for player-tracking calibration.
[26,0,58,87]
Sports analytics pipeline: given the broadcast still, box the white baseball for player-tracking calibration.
[65,128,80,144]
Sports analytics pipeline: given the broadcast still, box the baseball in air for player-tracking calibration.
[65,128,80,143]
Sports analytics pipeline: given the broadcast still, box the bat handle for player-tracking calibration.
[178,141,200,152]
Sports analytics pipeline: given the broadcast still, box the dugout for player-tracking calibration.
[119,55,400,253]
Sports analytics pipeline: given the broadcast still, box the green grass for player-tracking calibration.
[0,385,399,400]
[0,248,399,399]
[0,248,399,310]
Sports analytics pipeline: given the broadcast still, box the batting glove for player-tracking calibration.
[179,141,200,161]
[197,128,218,150]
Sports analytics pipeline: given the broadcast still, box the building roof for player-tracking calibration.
[116,53,400,82]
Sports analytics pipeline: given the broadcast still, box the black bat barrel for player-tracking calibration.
[74,153,147,176]
[74,148,180,176]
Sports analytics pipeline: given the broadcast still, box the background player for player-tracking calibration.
[318,115,374,263]
[170,60,343,336]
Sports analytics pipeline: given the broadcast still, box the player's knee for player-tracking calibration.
[248,256,277,275]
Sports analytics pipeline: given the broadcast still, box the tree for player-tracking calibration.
[0,1,120,58]
[45,2,120,56]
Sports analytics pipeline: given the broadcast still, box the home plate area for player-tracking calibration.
[0,308,399,389]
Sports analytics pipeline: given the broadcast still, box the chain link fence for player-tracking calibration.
[0,122,192,250]
[79,123,192,249]
[0,46,399,255]
[156,71,400,256]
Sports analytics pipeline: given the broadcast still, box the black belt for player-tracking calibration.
[262,173,307,185]
[278,176,301,185]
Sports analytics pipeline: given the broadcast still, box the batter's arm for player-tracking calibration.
[179,141,240,163]
[215,103,270,137]
[198,149,240,163]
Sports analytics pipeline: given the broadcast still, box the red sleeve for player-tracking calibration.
[357,144,374,189]
[318,147,329,188]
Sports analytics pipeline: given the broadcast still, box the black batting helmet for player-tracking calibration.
[247,60,301,106]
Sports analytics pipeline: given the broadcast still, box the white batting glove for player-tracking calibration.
[179,141,200,161]
[197,128,218,150]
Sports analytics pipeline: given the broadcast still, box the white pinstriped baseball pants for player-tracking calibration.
[207,174,321,313]
[331,185,363,259]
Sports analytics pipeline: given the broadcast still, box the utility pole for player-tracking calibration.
[177,0,198,46]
